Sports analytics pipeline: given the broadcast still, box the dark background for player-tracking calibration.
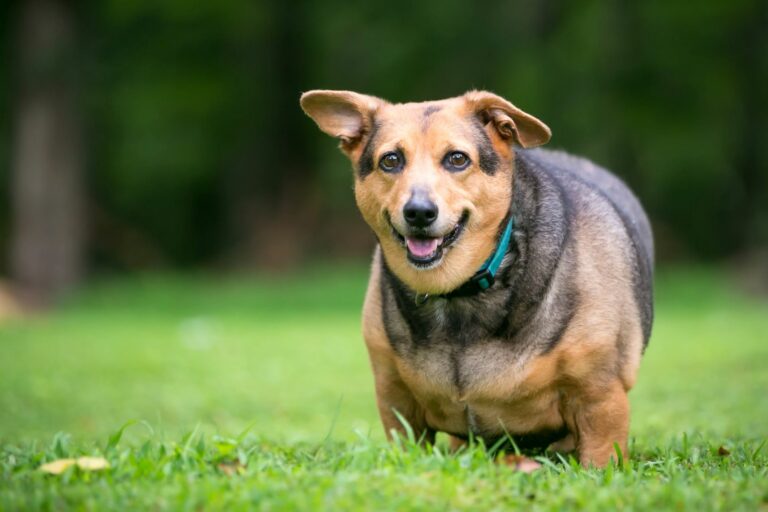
[1,0,767,307]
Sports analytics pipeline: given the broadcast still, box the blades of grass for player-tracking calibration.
[391,409,416,444]
[322,395,344,444]
[568,453,582,472]
[467,430,476,449]
[195,435,206,458]
[104,420,152,453]
[432,444,445,461]
[553,451,570,467]
[51,432,70,459]
[509,438,521,457]
[389,429,404,451]
[603,456,615,483]
[353,429,371,443]
[417,429,434,447]
[180,423,201,458]
[496,421,521,456]
[105,420,136,453]
[751,439,766,462]
[475,437,488,460]
[613,442,625,470]
[488,435,510,455]
[235,421,260,443]
[540,453,568,473]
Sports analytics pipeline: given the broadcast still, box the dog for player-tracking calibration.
[300,90,653,467]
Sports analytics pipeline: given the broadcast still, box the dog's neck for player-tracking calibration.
[433,213,515,300]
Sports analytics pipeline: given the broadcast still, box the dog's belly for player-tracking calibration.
[420,390,564,442]
[396,339,565,439]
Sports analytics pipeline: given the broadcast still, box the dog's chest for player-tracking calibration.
[386,295,535,393]
[382,284,564,436]
[404,336,533,394]
[397,339,560,436]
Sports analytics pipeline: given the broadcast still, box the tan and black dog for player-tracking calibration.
[300,90,653,467]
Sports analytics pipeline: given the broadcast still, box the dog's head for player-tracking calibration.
[301,90,550,294]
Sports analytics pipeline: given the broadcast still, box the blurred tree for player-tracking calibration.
[732,2,768,253]
[9,0,85,306]
[227,0,316,268]
[1,0,766,285]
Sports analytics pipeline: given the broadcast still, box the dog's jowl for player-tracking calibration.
[301,90,653,467]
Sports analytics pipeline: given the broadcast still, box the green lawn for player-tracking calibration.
[1,266,767,510]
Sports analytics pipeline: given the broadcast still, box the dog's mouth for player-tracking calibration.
[387,211,469,268]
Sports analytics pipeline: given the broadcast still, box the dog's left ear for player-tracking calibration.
[465,91,551,148]
[300,90,384,150]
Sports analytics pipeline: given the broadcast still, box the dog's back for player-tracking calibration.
[518,148,654,345]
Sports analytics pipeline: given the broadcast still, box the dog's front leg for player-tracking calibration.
[361,259,433,444]
[565,380,630,467]
[368,350,434,445]
[449,435,468,452]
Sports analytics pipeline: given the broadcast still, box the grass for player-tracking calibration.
[0,265,767,510]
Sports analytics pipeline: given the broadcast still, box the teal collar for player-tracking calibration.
[442,215,515,298]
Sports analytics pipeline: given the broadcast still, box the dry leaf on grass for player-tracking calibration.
[39,459,76,474]
[499,454,542,473]
[217,461,245,476]
[75,456,110,470]
[40,457,110,474]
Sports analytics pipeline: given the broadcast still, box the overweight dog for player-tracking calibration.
[300,90,653,467]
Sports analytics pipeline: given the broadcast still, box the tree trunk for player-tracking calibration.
[226,0,316,269]
[733,3,768,255]
[10,0,85,307]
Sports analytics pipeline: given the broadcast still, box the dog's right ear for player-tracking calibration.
[300,90,383,151]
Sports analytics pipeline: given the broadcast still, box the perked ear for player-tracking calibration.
[464,90,551,148]
[300,90,384,149]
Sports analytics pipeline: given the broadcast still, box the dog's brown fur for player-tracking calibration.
[301,90,653,467]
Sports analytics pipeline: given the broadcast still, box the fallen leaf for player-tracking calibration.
[717,446,730,456]
[217,460,245,476]
[40,459,76,474]
[500,454,542,473]
[39,457,110,474]
[76,457,110,470]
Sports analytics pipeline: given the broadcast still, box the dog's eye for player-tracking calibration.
[443,151,471,171]
[379,152,404,173]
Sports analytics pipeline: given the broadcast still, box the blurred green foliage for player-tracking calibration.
[2,0,767,269]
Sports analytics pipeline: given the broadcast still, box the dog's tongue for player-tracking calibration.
[406,237,441,258]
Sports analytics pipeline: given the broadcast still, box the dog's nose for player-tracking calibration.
[403,196,438,228]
